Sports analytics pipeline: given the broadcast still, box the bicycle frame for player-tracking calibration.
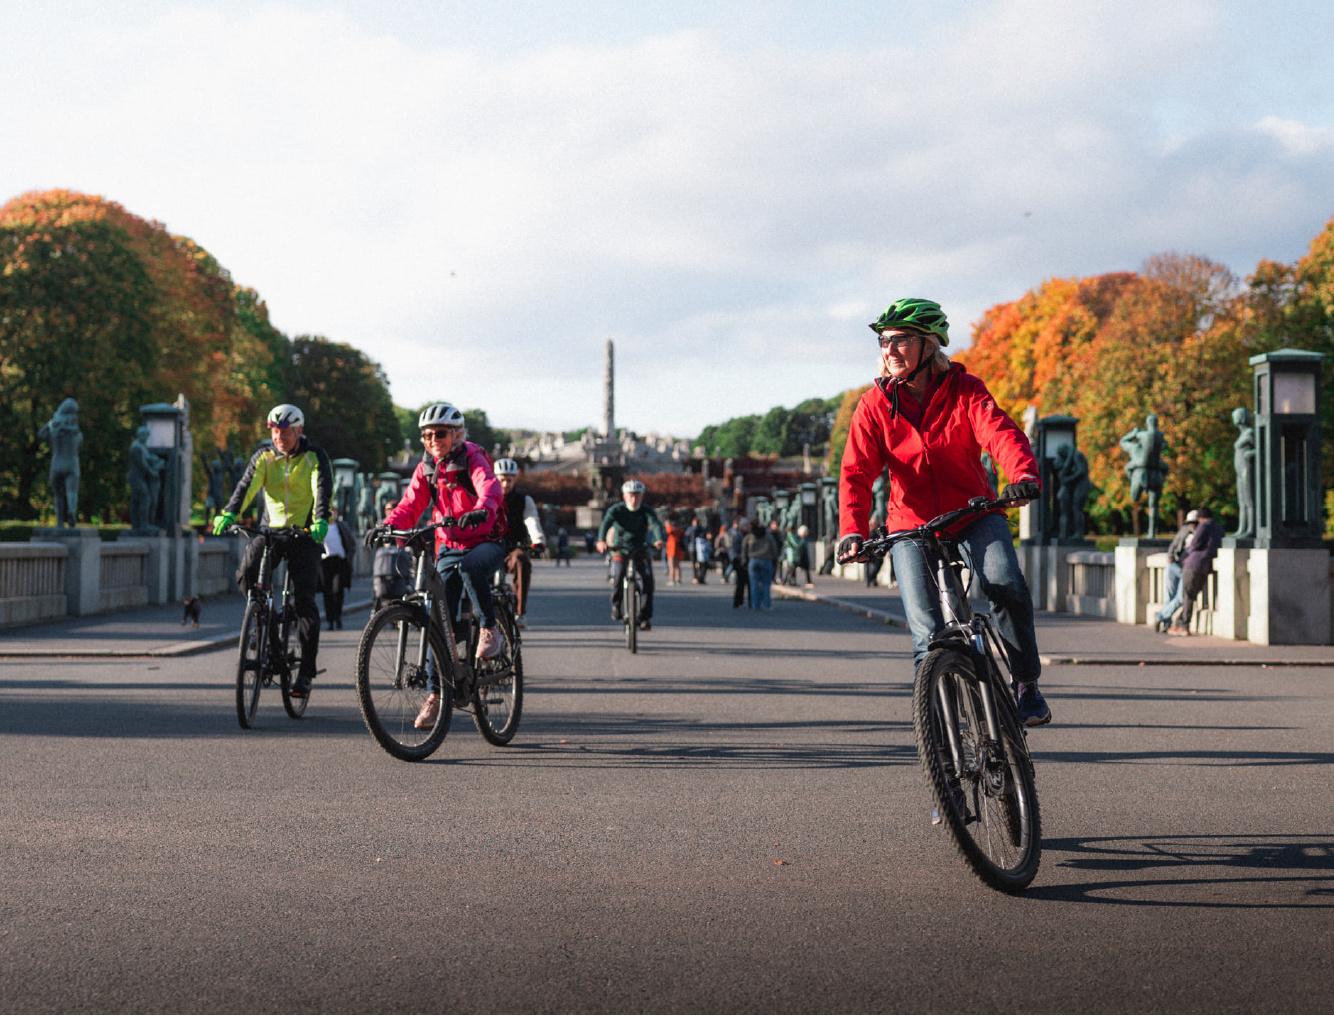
[861,497,1030,770]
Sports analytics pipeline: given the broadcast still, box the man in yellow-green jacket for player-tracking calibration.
[212,404,333,697]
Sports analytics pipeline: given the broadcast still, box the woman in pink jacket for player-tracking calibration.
[836,298,1051,727]
[383,403,507,729]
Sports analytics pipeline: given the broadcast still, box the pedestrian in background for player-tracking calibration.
[692,526,712,584]
[1170,506,1222,636]
[714,526,731,581]
[1154,509,1197,632]
[744,520,780,610]
[730,518,749,608]
[664,515,685,585]
[321,507,356,629]
[555,526,572,566]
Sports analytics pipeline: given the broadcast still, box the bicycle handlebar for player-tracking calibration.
[365,520,454,551]
[852,495,1027,563]
[226,524,306,540]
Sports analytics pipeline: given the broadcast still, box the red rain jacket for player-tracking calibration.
[839,364,1039,538]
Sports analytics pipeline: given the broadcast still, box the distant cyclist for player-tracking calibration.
[381,403,506,729]
[835,297,1051,726]
[596,479,665,630]
[212,403,332,698]
[493,457,547,626]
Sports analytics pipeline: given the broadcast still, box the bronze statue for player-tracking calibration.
[128,425,166,532]
[980,451,999,494]
[1053,444,1091,541]
[203,453,226,518]
[1119,413,1170,538]
[871,472,888,528]
[38,398,82,527]
[1231,407,1256,538]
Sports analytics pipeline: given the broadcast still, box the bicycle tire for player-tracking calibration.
[912,646,1041,893]
[235,600,264,729]
[625,579,638,654]
[278,608,309,720]
[473,599,524,745]
[355,602,453,762]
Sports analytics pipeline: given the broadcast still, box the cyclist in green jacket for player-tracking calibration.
[596,479,665,629]
[211,404,332,697]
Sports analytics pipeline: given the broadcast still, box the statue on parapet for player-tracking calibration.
[871,472,888,529]
[38,398,82,527]
[203,453,226,518]
[357,473,376,533]
[1052,443,1091,541]
[1119,413,1170,538]
[128,425,167,533]
[1231,407,1256,538]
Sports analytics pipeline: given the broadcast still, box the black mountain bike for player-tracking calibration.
[613,550,648,654]
[230,525,316,728]
[855,495,1041,893]
[356,522,523,761]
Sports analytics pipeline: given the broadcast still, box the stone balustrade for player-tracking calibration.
[0,543,68,626]
[99,543,149,612]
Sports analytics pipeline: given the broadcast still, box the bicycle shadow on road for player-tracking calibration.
[1029,832,1334,908]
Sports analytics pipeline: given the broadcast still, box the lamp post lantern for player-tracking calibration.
[1250,348,1325,549]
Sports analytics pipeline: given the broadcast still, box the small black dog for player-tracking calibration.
[182,596,202,628]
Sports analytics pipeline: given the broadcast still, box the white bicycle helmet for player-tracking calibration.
[622,479,646,495]
[494,457,520,476]
[418,402,465,430]
[266,403,304,428]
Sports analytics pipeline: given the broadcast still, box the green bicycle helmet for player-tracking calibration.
[868,297,950,347]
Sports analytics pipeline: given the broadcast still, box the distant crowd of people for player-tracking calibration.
[658,511,815,611]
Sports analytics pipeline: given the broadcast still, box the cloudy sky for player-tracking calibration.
[3,1,1332,436]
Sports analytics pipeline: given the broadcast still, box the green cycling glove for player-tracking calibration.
[211,511,236,536]
[310,518,329,543]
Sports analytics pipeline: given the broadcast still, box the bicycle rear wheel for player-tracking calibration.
[473,600,524,745]
[235,600,264,729]
[278,609,309,720]
[355,602,453,762]
[913,646,1041,893]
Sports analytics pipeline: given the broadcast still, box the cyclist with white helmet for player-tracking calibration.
[494,457,546,626]
[596,479,665,630]
[379,403,506,730]
[835,298,1051,726]
[212,403,332,698]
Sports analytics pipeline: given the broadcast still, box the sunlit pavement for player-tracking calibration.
[2,557,1332,1012]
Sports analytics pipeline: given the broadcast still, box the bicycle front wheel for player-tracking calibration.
[913,646,1041,893]
[473,600,524,745]
[624,580,638,653]
[278,610,309,720]
[355,603,453,762]
[235,600,264,729]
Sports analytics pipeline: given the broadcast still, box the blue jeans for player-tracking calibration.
[1155,561,1183,624]
[435,541,505,628]
[889,512,1041,683]
[748,558,774,609]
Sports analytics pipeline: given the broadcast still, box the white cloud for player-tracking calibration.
[1,1,1332,435]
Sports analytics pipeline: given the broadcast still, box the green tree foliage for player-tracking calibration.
[0,212,156,518]
[695,396,839,459]
[284,336,401,471]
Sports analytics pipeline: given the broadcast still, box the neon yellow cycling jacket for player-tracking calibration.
[223,436,332,529]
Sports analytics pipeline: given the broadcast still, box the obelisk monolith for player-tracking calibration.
[603,338,615,438]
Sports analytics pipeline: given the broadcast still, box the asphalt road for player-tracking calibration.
[2,559,1332,1013]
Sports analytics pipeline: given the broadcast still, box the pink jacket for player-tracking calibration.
[384,442,504,553]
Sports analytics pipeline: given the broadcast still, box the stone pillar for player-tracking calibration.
[1016,543,1047,610]
[1115,538,1166,625]
[118,535,170,605]
[1248,548,1331,645]
[1041,543,1074,613]
[34,527,101,617]
[1212,542,1250,641]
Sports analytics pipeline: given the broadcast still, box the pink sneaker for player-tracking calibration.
[413,693,441,730]
[476,625,504,661]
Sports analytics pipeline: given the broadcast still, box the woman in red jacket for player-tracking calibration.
[835,298,1051,726]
